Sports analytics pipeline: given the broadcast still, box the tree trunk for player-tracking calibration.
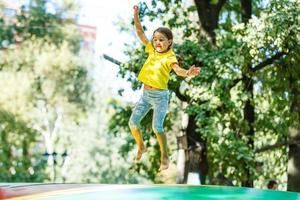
[179,0,226,185]
[240,0,254,187]
[194,0,226,44]
[242,74,254,187]
[287,78,300,192]
[176,135,189,183]
[186,115,209,184]
[240,0,252,23]
[176,115,208,184]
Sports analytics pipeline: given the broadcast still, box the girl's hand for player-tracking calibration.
[187,65,201,78]
[133,5,139,15]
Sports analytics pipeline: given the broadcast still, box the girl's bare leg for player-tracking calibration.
[130,127,146,160]
[155,133,169,171]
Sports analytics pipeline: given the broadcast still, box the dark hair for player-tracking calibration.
[153,27,173,40]
[267,180,278,189]
[152,27,173,49]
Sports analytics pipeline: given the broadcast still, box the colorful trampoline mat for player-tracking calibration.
[1,184,300,200]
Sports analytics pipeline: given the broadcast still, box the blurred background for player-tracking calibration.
[0,0,299,193]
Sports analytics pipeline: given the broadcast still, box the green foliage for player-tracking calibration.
[1,0,148,184]
[0,0,81,50]
[0,0,94,182]
[61,106,151,184]
[0,109,47,182]
[193,0,299,187]
[111,0,300,188]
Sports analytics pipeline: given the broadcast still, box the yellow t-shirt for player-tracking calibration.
[138,42,178,90]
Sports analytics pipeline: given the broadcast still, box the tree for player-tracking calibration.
[0,109,47,182]
[109,0,300,191]
[0,0,93,182]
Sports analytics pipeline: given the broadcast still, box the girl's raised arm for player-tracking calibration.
[133,5,149,46]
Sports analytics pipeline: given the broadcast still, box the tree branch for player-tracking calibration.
[252,51,285,72]
[240,0,252,23]
[255,139,300,153]
[102,54,122,66]
[174,86,189,102]
[228,78,242,90]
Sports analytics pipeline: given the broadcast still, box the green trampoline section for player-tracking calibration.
[3,184,300,200]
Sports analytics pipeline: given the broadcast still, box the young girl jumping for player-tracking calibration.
[129,5,200,171]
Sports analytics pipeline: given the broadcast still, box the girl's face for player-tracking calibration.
[152,31,172,53]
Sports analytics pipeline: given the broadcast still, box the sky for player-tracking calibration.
[78,0,137,57]
[77,0,142,103]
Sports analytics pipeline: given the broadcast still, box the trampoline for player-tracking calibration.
[1,184,300,200]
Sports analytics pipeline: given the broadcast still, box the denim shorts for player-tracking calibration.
[129,89,170,134]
